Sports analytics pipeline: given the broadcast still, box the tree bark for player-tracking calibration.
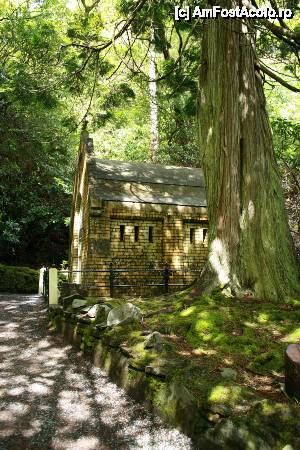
[198,0,299,300]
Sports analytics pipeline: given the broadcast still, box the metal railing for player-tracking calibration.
[58,263,202,297]
[43,267,49,302]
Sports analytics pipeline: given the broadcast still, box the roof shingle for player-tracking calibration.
[88,158,206,207]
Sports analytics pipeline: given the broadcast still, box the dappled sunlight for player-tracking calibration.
[6,386,26,396]
[58,390,93,422]
[22,419,43,438]
[28,382,51,395]
[209,384,242,404]
[282,327,300,343]
[240,200,255,230]
[257,312,269,324]
[180,305,196,317]
[53,436,101,450]
[206,125,213,145]
[208,237,230,285]
[0,294,192,449]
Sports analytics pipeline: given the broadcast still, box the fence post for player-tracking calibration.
[43,268,49,298]
[38,267,46,295]
[49,268,58,307]
[164,263,170,294]
[109,263,114,297]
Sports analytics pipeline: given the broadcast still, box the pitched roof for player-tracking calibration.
[88,158,206,207]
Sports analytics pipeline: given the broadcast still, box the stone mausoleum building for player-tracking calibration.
[69,132,208,296]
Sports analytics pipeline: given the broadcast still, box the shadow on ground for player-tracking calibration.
[0,294,192,450]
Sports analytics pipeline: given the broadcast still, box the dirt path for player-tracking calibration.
[0,294,192,450]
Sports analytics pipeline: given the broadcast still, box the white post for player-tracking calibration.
[38,267,46,295]
[49,268,58,307]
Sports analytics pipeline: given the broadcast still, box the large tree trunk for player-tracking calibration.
[198,1,299,300]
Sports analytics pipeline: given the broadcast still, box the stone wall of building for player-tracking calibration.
[69,133,208,297]
[73,198,208,296]
[110,218,163,265]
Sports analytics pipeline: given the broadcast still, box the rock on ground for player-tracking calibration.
[106,302,141,327]
[144,331,164,351]
[72,298,87,309]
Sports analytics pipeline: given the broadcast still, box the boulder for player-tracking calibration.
[170,383,197,410]
[209,402,232,417]
[200,419,271,450]
[144,331,164,351]
[87,304,99,318]
[92,324,108,338]
[62,293,84,309]
[141,330,152,336]
[145,365,167,379]
[60,283,81,299]
[95,322,108,331]
[120,345,133,358]
[95,304,111,320]
[207,413,221,424]
[72,299,87,309]
[106,302,141,327]
[77,316,93,324]
[81,306,92,313]
[220,368,237,381]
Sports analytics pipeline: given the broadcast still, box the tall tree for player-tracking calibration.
[149,26,159,162]
[198,0,299,300]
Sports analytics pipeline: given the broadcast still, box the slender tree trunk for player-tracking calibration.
[198,0,299,300]
[149,28,159,162]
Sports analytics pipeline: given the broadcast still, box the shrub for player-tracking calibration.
[0,264,39,293]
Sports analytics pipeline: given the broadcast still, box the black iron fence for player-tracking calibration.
[43,267,49,302]
[58,263,202,297]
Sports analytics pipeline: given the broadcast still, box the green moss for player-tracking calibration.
[248,349,284,373]
[49,286,300,450]
[82,335,96,347]
[53,288,300,448]
[284,326,300,342]
[209,384,242,403]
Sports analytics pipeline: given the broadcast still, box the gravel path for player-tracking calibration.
[0,294,192,450]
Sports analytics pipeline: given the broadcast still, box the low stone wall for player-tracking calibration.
[48,307,209,444]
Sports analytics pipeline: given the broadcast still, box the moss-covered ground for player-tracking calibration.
[59,291,300,448]
[85,291,300,447]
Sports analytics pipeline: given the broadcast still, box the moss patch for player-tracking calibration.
[51,291,300,448]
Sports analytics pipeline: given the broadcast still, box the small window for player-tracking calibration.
[190,228,195,244]
[148,226,154,243]
[134,226,139,242]
[203,228,208,243]
[120,225,125,242]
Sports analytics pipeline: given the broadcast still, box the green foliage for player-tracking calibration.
[0,0,299,269]
[0,264,38,293]
[271,117,300,169]
[0,0,78,266]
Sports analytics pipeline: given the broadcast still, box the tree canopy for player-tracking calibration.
[0,0,299,292]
